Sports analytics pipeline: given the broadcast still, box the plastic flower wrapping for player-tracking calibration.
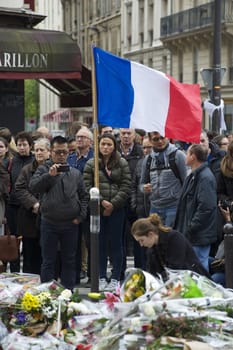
[0,270,233,349]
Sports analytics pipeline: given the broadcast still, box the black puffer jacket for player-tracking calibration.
[208,141,226,181]
[83,157,131,211]
[29,160,89,223]
[9,153,34,206]
[217,171,233,203]
[0,163,9,202]
[118,142,143,220]
[15,160,40,237]
[118,142,143,176]
[131,158,150,218]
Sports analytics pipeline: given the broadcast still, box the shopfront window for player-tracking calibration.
[225,103,233,132]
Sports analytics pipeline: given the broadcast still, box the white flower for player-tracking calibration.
[58,289,72,301]
[140,301,156,317]
[37,292,51,305]
[67,301,90,315]
[42,305,57,318]
[131,317,142,326]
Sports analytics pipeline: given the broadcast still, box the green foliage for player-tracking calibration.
[214,304,233,318]
[147,315,209,349]
[24,80,39,121]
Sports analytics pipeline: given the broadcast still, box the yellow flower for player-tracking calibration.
[132,274,140,281]
[135,289,144,297]
[21,292,41,311]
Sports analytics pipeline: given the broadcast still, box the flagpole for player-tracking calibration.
[91,45,99,189]
[90,45,100,292]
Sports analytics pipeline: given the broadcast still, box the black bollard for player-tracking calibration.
[224,233,233,289]
[89,187,100,292]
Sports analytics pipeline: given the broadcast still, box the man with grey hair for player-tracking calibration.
[67,127,93,173]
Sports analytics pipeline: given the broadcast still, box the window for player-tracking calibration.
[193,47,198,84]
[126,3,132,50]
[139,0,144,36]
[162,55,167,73]
[178,51,183,82]
[224,103,233,132]
[148,29,153,46]
[139,32,144,48]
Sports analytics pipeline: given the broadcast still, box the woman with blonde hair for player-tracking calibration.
[131,213,210,280]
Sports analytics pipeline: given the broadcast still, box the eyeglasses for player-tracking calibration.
[34,148,48,152]
[76,135,89,140]
[143,146,152,149]
[219,142,229,146]
[151,136,165,142]
[102,130,113,134]
[52,150,69,155]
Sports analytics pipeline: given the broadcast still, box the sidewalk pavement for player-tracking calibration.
[77,256,134,296]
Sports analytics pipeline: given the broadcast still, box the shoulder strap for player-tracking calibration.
[7,158,13,173]
[144,155,152,183]
[145,150,183,185]
[168,150,183,185]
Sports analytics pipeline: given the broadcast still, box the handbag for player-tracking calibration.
[209,258,225,274]
[0,225,20,262]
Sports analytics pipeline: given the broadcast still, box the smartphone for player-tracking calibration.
[58,164,70,172]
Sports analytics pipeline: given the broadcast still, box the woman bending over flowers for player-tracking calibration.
[131,213,211,281]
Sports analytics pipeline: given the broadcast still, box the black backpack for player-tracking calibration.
[146,149,183,185]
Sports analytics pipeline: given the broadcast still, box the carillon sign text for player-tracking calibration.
[0,52,48,69]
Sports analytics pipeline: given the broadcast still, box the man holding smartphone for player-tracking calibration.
[29,135,88,290]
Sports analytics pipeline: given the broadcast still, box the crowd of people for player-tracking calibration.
[0,123,232,291]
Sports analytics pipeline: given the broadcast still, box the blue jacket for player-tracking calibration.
[67,148,94,174]
[174,163,217,245]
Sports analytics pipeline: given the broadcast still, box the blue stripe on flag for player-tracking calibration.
[93,47,134,128]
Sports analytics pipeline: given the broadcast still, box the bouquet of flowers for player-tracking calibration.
[120,268,163,302]
[0,280,81,337]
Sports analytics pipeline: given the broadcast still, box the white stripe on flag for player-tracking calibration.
[130,61,170,134]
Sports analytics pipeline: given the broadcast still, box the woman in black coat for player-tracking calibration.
[131,213,210,281]
[15,138,50,274]
[0,137,10,225]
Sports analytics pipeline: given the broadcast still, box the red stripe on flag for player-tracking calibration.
[165,76,202,143]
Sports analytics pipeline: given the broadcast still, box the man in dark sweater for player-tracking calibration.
[30,136,88,290]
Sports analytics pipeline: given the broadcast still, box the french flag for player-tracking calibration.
[93,47,202,143]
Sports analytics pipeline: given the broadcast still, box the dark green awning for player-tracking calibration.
[0,27,82,78]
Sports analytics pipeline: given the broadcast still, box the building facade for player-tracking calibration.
[61,0,121,67]
[62,0,233,132]
[160,0,233,131]
[35,0,63,129]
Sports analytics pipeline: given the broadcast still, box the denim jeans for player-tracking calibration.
[40,218,79,290]
[193,244,210,273]
[211,272,225,287]
[99,208,125,281]
[150,206,177,227]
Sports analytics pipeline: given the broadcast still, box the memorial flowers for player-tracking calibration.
[0,270,233,349]
[0,280,82,337]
